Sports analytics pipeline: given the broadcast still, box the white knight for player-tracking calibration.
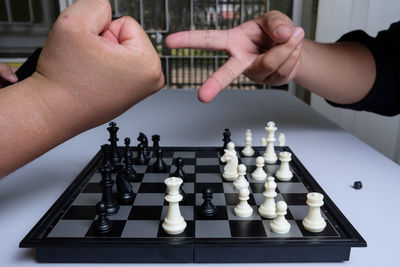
[220,142,239,181]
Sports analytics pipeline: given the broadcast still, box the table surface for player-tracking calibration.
[1,89,399,267]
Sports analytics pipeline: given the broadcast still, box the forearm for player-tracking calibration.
[295,39,376,104]
[0,75,78,178]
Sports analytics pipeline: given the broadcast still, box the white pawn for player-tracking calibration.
[162,177,187,235]
[258,176,277,219]
[278,133,286,146]
[251,156,267,180]
[302,192,326,233]
[233,164,249,190]
[270,201,291,234]
[220,142,239,181]
[275,151,293,181]
[242,135,255,157]
[234,187,253,217]
[260,137,267,147]
[263,121,278,164]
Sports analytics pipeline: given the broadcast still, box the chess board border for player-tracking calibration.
[20,146,366,263]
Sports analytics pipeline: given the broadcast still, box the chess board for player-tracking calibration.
[20,146,366,263]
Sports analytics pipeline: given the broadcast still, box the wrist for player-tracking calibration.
[23,73,82,141]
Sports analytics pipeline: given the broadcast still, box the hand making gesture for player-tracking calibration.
[166,11,304,102]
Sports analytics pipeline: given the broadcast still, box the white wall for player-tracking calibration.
[312,0,400,164]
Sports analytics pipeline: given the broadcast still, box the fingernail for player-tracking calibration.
[293,27,303,38]
[9,74,18,82]
[275,26,290,36]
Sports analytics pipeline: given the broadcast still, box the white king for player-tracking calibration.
[263,121,278,164]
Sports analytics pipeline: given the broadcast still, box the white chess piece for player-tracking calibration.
[242,135,255,157]
[233,164,249,190]
[245,129,252,138]
[260,137,267,147]
[263,121,278,164]
[258,176,277,219]
[302,192,327,233]
[220,142,238,181]
[275,152,293,181]
[270,201,291,234]
[162,177,187,235]
[278,133,286,146]
[234,187,253,217]
[251,156,267,180]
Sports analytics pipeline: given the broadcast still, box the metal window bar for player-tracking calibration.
[0,0,37,25]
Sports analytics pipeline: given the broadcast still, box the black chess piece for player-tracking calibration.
[173,157,186,200]
[101,144,114,171]
[137,132,148,155]
[135,143,148,165]
[99,164,119,215]
[173,157,186,179]
[353,181,363,190]
[200,187,217,217]
[116,172,135,205]
[152,148,167,172]
[222,128,231,153]
[119,137,137,182]
[152,134,160,148]
[94,201,112,234]
[107,122,121,164]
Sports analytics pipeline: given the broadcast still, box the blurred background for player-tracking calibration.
[0,0,399,165]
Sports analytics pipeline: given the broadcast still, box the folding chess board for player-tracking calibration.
[20,146,366,263]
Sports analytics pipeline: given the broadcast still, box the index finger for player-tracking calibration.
[165,30,229,51]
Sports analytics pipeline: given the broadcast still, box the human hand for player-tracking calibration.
[0,63,18,88]
[166,10,304,102]
[31,0,164,132]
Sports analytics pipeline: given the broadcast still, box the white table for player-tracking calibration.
[1,89,399,266]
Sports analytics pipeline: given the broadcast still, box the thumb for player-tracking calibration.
[257,10,295,44]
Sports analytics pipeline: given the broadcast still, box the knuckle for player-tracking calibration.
[286,36,299,49]
[261,57,277,72]
[290,48,301,60]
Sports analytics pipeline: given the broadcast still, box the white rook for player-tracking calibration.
[162,177,187,235]
[302,192,326,233]
[275,151,293,181]
[263,121,278,164]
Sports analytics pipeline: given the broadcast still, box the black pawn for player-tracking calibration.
[121,137,137,182]
[152,134,160,148]
[94,201,112,234]
[173,157,186,200]
[353,181,363,190]
[222,128,231,153]
[99,164,119,216]
[107,122,121,164]
[200,188,217,217]
[152,148,167,172]
[173,157,186,179]
[135,143,148,165]
[101,144,114,171]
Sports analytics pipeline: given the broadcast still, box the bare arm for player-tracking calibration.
[166,10,376,105]
[295,39,376,104]
[0,0,164,178]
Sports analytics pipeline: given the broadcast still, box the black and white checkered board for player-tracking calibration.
[20,146,366,263]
